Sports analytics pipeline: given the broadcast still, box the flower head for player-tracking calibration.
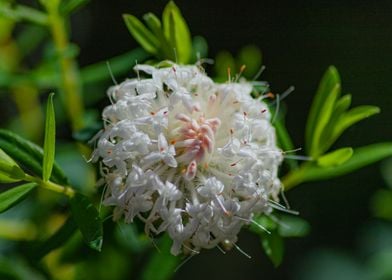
[93,63,283,255]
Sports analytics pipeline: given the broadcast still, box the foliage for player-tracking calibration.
[0,0,390,278]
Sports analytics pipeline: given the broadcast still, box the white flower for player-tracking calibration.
[94,63,283,255]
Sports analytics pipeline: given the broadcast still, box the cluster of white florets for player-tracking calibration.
[93,63,283,255]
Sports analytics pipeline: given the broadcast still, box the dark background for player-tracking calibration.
[70,1,392,279]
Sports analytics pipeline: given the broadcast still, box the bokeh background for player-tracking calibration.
[2,0,392,279]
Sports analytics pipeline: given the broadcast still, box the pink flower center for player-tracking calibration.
[174,113,221,180]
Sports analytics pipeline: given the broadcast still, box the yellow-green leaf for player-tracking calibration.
[331,105,380,143]
[317,147,353,167]
[310,83,341,157]
[0,183,37,213]
[43,93,56,182]
[319,94,352,152]
[0,149,24,183]
[0,129,69,185]
[123,14,160,55]
[143,13,172,60]
[305,66,340,156]
[162,1,192,64]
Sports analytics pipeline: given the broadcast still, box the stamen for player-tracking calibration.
[106,61,118,85]
[284,155,313,161]
[272,93,280,124]
[252,65,266,81]
[282,147,302,154]
[268,200,299,215]
[232,242,252,259]
[216,245,227,254]
[174,254,196,272]
[234,216,271,234]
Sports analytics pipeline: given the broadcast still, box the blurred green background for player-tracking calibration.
[1,0,392,279]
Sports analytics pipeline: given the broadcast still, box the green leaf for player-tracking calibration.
[114,223,150,253]
[317,147,353,167]
[0,183,37,213]
[272,107,298,170]
[214,51,236,81]
[249,215,277,234]
[319,94,352,152]
[330,105,380,144]
[123,14,160,55]
[0,3,48,25]
[60,0,89,15]
[261,231,284,267]
[162,1,192,63]
[334,94,352,115]
[0,129,69,185]
[311,83,341,157]
[29,217,77,259]
[142,235,180,280]
[284,143,392,190]
[381,158,392,188]
[16,25,48,58]
[237,45,262,78]
[306,66,340,156]
[191,36,208,62]
[303,143,392,183]
[277,215,310,237]
[43,93,56,182]
[70,193,103,251]
[143,13,172,59]
[371,189,392,220]
[81,48,149,85]
[0,148,25,183]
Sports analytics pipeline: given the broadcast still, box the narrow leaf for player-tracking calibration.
[371,189,392,220]
[310,83,341,157]
[214,51,236,81]
[143,13,172,59]
[70,193,103,251]
[0,149,25,183]
[16,25,47,58]
[334,94,352,114]
[81,48,149,85]
[303,143,392,182]
[237,45,263,78]
[319,94,352,152]
[0,129,68,185]
[277,215,310,237]
[43,93,56,182]
[191,36,208,62]
[142,235,180,280]
[305,66,340,155]
[60,0,90,15]
[273,110,298,170]
[331,105,380,144]
[317,147,353,167]
[0,183,37,213]
[0,3,48,25]
[123,14,160,55]
[261,231,284,267]
[162,1,192,63]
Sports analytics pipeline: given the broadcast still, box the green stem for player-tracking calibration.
[282,163,310,191]
[24,174,75,198]
[45,1,84,131]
